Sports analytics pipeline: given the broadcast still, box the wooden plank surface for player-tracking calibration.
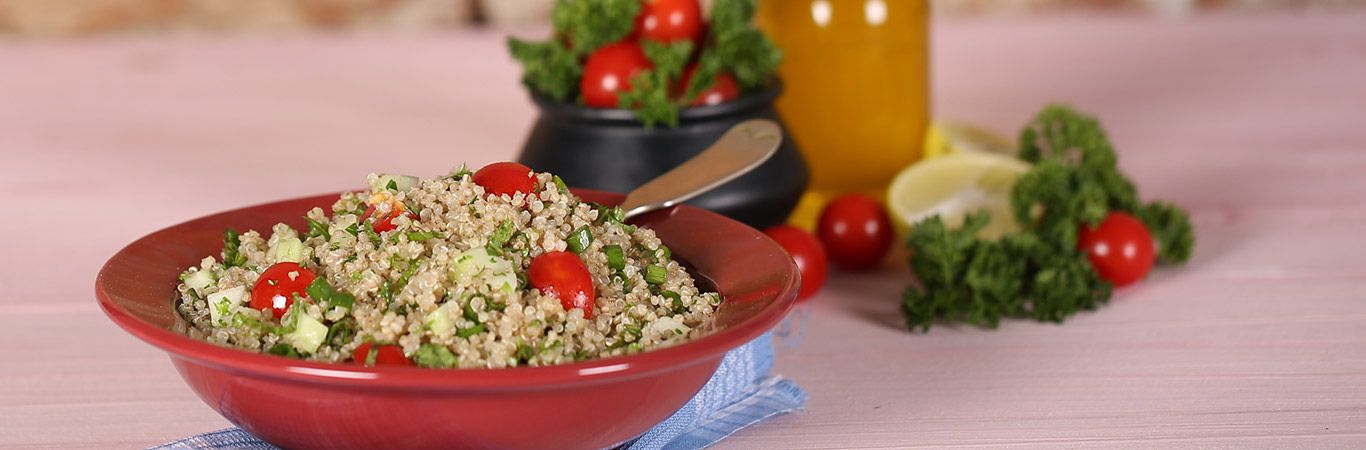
[2,12,1365,449]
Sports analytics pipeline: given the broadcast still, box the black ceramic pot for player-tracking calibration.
[516,84,809,230]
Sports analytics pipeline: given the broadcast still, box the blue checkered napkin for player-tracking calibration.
[154,331,805,450]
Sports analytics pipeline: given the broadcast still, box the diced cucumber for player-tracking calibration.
[371,174,420,193]
[453,247,517,293]
[425,302,459,335]
[206,286,245,327]
[287,312,328,354]
[274,237,304,263]
[454,247,496,277]
[489,258,517,293]
[185,270,217,293]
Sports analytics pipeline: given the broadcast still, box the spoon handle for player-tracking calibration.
[619,119,783,221]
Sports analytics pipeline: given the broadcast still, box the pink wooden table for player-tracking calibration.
[4,12,1366,449]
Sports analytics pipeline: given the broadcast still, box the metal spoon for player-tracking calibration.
[619,119,783,220]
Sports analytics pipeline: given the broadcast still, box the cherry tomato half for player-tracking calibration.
[529,251,596,318]
[250,262,317,319]
[473,161,537,198]
[352,342,411,367]
[817,194,894,271]
[361,202,416,233]
[677,64,740,107]
[580,41,652,108]
[634,0,703,43]
[764,225,829,301]
[1077,212,1156,287]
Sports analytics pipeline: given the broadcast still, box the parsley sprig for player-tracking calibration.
[507,0,781,127]
[902,105,1195,332]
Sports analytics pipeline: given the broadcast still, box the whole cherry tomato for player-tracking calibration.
[817,194,894,270]
[677,64,740,107]
[580,41,652,108]
[1077,212,1156,287]
[634,0,703,43]
[249,262,317,319]
[764,225,829,301]
[473,161,537,198]
[529,251,597,318]
[352,342,412,367]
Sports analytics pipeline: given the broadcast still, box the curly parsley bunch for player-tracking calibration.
[902,105,1195,332]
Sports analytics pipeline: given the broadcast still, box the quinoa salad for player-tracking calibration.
[175,163,720,369]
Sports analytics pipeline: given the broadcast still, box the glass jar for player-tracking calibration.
[758,0,930,195]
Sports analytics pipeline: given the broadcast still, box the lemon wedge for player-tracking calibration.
[922,121,1016,159]
[887,151,1032,239]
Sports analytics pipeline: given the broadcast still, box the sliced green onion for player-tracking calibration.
[604,245,625,271]
[658,245,671,261]
[645,264,667,285]
[364,346,379,367]
[566,226,593,254]
[462,302,481,324]
[662,290,684,313]
[551,175,570,195]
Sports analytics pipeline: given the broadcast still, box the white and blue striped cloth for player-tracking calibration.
[155,330,806,450]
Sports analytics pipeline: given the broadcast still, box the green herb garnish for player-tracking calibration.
[566,225,594,254]
[413,343,458,368]
[506,0,781,127]
[604,245,626,271]
[222,229,246,267]
[267,342,301,359]
[486,220,516,255]
[456,324,486,339]
[644,264,667,285]
[305,277,355,310]
[406,231,443,242]
[305,218,330,241]
[662,290,685,314]
[902,105,1194,332]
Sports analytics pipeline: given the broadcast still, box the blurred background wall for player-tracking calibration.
[0,0,1361,37]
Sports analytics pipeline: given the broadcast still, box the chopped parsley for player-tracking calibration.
[221,229,246,267]
[456,324,486,339]
[305,277,355,310]
[305,218,330,240]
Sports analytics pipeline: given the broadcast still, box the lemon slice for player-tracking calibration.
[887,152,1031,239]
[922,121,1016,159]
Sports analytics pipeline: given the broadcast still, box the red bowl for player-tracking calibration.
[95,190,798,450]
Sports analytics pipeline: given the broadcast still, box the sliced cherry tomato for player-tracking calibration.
[580,41,652,108]
[817,194,894,271]
[361,203,416,233]
[764,225,828,301]
[352,342,412,367]
[473,161,537,198]
[677,64,741,107]
[249,262,317,319]
[1077,212,1156,287]
[634,0,703,43]
[529,251,596,318]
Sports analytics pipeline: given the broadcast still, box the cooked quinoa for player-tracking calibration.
[175,166,720,369]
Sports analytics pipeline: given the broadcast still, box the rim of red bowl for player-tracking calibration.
[95,190,799,391]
